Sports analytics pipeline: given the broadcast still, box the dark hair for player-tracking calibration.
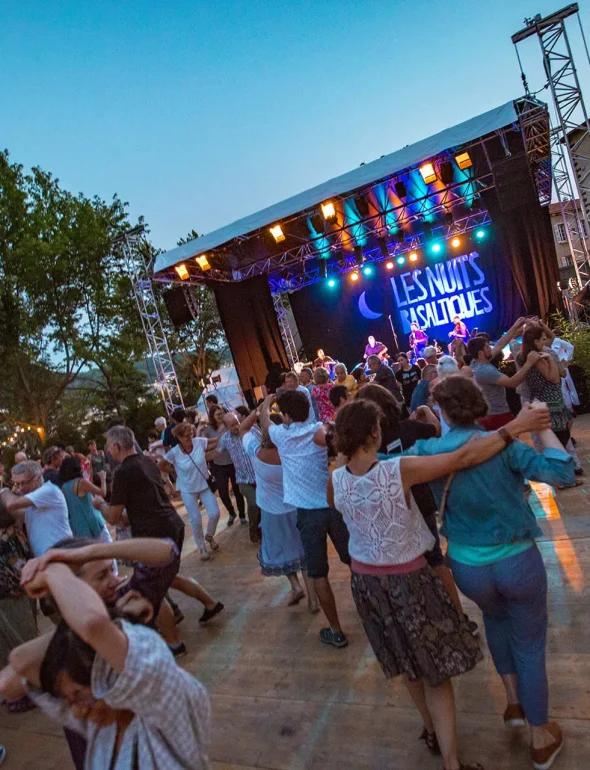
[40,620,96,696]
[416,358,427,370]
[329,385,349,408]
[431,374,488,426]
[277,390,310,423]
[334,400,383,457]
[356,382,401,438]
[352,368,365,383]
[518,323,544,367]
[147,430,160,441]
[171,408,186,423]
[208,404,225,430]
[235,405,251,418]
[466,336,488,360]
[205,394,218,404]
[397,353,409,362]
[58,456,83,484]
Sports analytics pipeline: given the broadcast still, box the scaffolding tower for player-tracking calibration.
[513,3,590,288]
[116,226,184,414]
[272,292,300,367]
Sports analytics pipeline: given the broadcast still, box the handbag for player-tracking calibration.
[183,447,217,494]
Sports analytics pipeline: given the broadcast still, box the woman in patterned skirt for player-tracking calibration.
[329,399,551,770]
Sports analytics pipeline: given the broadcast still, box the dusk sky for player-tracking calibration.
[3,1,590,252]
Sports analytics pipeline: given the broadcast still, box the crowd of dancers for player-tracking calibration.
[0,314,582,770]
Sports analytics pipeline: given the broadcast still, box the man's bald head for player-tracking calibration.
[222,412,241,436]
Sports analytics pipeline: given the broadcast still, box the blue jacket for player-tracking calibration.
[406,425,575,546]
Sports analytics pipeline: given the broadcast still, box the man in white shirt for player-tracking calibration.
[2,461,71,557]
[259,391,350,649]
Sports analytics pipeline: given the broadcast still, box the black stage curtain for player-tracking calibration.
[482,188,562,319]
[213,275,289,405]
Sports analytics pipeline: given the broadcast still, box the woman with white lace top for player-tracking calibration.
[329,398,551,770]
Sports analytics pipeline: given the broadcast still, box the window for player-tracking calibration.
[554,223,567,243]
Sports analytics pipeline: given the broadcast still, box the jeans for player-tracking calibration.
[211,462,245,518]
[296,507,351,578]
[238,483,261,541]
[181,488,220,549]
[450,544,548,725]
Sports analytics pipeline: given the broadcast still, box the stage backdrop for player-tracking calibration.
[289,235,523,369]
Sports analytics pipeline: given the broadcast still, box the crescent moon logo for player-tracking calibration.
[358,291,383,320]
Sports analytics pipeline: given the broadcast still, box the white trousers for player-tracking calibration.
[99,524,118,576]
[181,488,220,549]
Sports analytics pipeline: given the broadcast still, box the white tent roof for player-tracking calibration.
[154,100,518,275]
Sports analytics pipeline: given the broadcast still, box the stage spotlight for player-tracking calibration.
[419,162,437,184]
[321,201,337,223]
[451,237,461,248]
[269,224,285,243]
[455,151,472,170]
[354,245,364,265]
[319,260,328,280]
[394,180,407,199]
[444,211,454,227]
[475,228,486,240]
[354,195,370,218]
[440,161,454,185]
[431,242,442,254]
[327,278,337,288]
[351,271,360,282]
[385,261,394,270]
[409,251,419,262]
[422,221,433,241]
[396,256,406,266]
[377,237,389,258]
[363,265,373,277]
[396,229,406,245]
[310,213,324,234]
[195,254,211,271]
[175,263,190,280]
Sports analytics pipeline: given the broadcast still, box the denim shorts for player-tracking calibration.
[296,507,351,579]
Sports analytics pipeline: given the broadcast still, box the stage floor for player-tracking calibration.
[5,418,590,770]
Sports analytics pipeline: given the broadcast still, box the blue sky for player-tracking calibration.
[2,1,590,252]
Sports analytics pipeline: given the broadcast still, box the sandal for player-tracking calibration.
[205,535,219,551]
[287,589,305,606]
[6,695,36,713]
[419,727,441,756]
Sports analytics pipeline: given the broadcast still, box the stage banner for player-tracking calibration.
[289,237,522,368]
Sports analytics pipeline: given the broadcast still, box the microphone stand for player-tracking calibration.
[388,315,400,355]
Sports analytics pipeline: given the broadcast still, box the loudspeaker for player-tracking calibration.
[163,286,197,329]
[491,153,536,211]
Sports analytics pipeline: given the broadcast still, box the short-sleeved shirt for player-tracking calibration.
[395,365,422,404]
[24,482,72,557]
[202,425,232,465]
[164,438,209,494]
[218,433,255,484]
[269,421,329,510]
[30,620,211,770]
[243,431,294,514]
[110,454,184,548]
[373,364,399,397]
[410,379,431,411]
[365,341,386,357]
[162,423,178,450]
[471,361,509,415]
[42,468,61,487]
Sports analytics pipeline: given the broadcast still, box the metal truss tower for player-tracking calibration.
[272,293,300,367]
[116,226,184,414]
[513,4,590,287]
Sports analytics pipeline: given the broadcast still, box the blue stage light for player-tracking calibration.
[327,278,337,287]
[475,228,486,240]
[363,265,373,276]
[431,242,442,254]
[396,256,406,266]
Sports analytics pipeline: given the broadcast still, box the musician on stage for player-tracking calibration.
[363,335,388,361]
[408,322,428,359]
[449,315,469,343]
[313,348,335,369]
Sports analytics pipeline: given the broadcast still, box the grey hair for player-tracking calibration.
[424,346,437,359]
[154,417,166,429]
[334,362,348,374]
[13,460,43,479]
[367,355,381,367]
[105,425,135,450]
[437,355,459,377]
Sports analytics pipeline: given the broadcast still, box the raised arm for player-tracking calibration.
[495,351,541,389]
[399,402,551,494]
[1,631,55,698]
[79,471,106,498]
[258,394,275,435]
[490,317,525,359]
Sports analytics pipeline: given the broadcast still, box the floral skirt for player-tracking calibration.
[258,508,307,577]
[351,566,482,686]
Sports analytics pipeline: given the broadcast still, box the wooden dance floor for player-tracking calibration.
[5,417,590,769]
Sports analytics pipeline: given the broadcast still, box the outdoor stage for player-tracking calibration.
[5,417,590,769]
[153,96,560,401]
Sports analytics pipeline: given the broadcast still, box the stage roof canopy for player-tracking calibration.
[153,97,550,290]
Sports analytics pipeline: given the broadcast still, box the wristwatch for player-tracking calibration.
[498,426,514,446]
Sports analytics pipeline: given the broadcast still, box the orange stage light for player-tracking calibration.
[175,263,190,280]
[419,162,437,184]
[269,225,285,243]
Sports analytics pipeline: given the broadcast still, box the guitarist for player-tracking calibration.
[363,335,388,362]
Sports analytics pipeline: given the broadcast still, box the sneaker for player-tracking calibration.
[575,467,584,476]
[199,601,225,623]
[504,703,527,727]
[205,535,219,551]
[240,517,248,527]
[0,746,5,766]
[464,614,480,637]
[168,642,187,659]
[319,628,348,648]
[199,547,210,561]
[531,722,563,770]
[227,515,236,527]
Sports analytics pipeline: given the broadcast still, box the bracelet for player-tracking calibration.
[498,427,514,446]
